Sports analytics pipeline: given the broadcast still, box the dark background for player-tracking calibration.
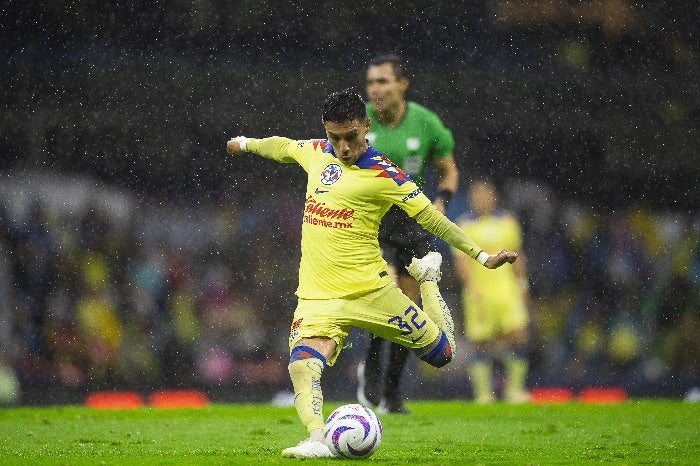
[0,1,698,405]
[1,1,697,206]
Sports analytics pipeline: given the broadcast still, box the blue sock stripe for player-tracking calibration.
[289,345,327,367]
[420,331,452,367]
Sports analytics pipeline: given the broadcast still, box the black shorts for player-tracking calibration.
[378,205,431,277]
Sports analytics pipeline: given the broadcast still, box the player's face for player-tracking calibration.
[324,118,371,166]
[365,63,408,113]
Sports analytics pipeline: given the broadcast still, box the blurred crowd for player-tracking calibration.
[0,173,303,404]
[492,180,698,395]
[0,173,697,405]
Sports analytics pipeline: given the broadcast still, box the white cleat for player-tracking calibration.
[281,438,333,459]
[406,251,443,283]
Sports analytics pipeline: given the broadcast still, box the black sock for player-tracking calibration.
[362,335,385,405]
[384,342,410,401]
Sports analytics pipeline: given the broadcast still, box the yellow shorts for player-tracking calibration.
[289,283,441,366]
[463,291,528,342]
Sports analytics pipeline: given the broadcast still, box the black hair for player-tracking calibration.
[321,89,366,123]
[368,53,408,79]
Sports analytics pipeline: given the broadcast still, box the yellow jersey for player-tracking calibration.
[246,137,433,299]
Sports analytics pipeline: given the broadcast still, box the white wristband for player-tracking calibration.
[233,136,249,151]
[476,251,489,266]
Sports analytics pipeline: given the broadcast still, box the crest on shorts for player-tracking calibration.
[320,163,342,185]
[289,317,303,344]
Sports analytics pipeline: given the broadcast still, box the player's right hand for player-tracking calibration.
[226,136,249,154]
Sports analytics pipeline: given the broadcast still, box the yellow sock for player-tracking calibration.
[288,358,325,434]
[419,280,456,354]
[469,361,494,403]
[505,356,528,401]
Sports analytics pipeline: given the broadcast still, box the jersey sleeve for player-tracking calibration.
[246,136,314,170]
[380,178,432,217]
[414,205,482,259]
[376,173,482,260]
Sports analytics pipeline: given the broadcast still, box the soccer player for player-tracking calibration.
[452,179,530,403]
[358,54,459,414]
[226,90,517,458]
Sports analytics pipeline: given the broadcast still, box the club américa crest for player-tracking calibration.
[320,164,342,185]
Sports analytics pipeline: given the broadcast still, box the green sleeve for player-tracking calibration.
[429,114,454,159]
[413,205,482,260]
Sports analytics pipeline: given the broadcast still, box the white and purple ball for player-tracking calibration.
[323,403,382,459]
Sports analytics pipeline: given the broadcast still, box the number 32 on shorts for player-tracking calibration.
[388,305,426,335]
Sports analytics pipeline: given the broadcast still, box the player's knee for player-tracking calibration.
[288,345,327,367]
[418,331,452,368]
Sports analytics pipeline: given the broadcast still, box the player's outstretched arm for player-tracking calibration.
[482,249,518,269]
[225,136,300,165]
[226,136,249,154]
[412,204,518,268]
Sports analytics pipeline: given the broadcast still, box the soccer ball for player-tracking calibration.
[323,403,382,459]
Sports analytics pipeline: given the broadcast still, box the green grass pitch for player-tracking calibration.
[0,400,697,465]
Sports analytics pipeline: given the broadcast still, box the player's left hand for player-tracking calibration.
[484,249,518,269]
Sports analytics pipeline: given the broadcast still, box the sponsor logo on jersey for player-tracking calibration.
[320,163,342,185]
[305,196,355,220]
[303,195,354,229]
[402,188,423,203]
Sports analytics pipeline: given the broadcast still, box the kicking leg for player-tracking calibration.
[405,252,456,368]
[379,273,420,414]
[406,252,456,356]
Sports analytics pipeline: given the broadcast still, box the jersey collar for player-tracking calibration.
[323,139,381,167]
[354,143,383,167]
